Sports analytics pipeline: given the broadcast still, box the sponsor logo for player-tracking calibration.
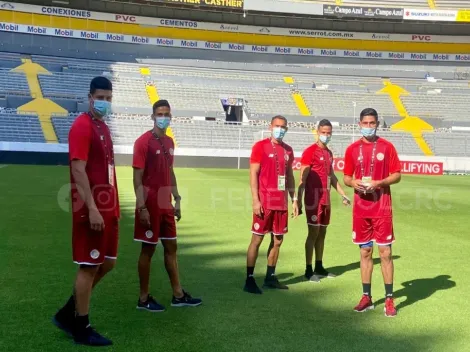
[181,40,197,47]
[376,153,384,161]
[412,35,432,41]
[115,14,136,23]
[205,42,222,49]
[297,48,315,55]
[389,52,405,59]
[455,55,470,62]
[90,249,100,260]
[54,29,73,37]
[132,36,149,44]
[404,9,457,21]
[145,230,153,239]
[0,3,14,9]
[106,33,124,41]
[228,43,245,51]
[366,51,382,58]
[219,24,238,31]
[80,31,99,39]
[161,19,197,28]
[0,23,18,31]
[27,26,47,34]
[372,33,391,40]
[252,45,268,52]
[259,27,271,33]
[411,53,427,60]
[156,38,174,46]
[433,54,449,61]
[275,47,291,54]
[321,49,337,56]
[344,50,360,57]
[41,6,91,18]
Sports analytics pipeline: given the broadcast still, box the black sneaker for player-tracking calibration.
[309,274,321,283]
[74,326,112,346]
[171,291,202,307]
[305,268,314,280]
[244,276,263,294]
[52,311,75,337]
[137,294,166,312]
[314,268,337,279]
[263,275,289,290]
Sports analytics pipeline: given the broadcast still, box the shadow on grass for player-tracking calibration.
[375,275,456,310]
[282,256,402,286]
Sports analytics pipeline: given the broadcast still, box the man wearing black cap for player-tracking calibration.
[133,100,202,311]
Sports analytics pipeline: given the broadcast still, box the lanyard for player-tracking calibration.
[359,140,377,178]
[152,131,171,165]
[88,113,113,163]
[271,139,287,176]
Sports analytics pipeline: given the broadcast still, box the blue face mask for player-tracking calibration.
[361,127,376,138]
[319,135,331,145]
[272,127,287,140]
[93,100,112,117]
[155,117,171,130]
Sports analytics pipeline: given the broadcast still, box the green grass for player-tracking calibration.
[1,165,469,352]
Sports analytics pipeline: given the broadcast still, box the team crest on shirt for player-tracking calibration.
[169,148,174,155]
[352,231,356,240]
[254,223,260,231]
[145,230,154,239]
[311,215,318,222]
[156,150,161,154]
[90,249,100,260]
[284,154,289,161]
[377,153,384,161]
[268,154,274,158]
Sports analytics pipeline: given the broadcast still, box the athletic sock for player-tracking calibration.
[306,264,313,273]
[314,260,324,272]
[266,266,276,280]
[58,295,75,316]
[362,283,372,297]
[385,283,393,298]
[75,314,90,332]
[247,266,255,279]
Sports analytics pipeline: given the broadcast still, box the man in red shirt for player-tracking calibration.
[133,100,201,311]
[298,119,350,283]
[53,77,118,346]
[343,108,402,318]
[244,115,298,294]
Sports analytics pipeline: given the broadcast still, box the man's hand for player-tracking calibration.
[139,208,151,228]
[351,179,367,193]
[291,200,300,218]
[174,199,182,222]
[253,199,264,218]
[89,208,105,232]
[365,180,381,193]
[341,195,352,206]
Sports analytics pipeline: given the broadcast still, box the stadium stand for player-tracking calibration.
[0,69,31,97]
[434,0,470,9]
[0,110,45,143]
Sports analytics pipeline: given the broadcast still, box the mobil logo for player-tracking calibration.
[388,52,405,59]
[275,47,291,54]
[411,53,427,60]
[106,34,124,41]
[115,14,136,23]
[27,26,47,34]
[132,36,149,44]
[80,31,99,39]
[205,42,221,49]
[366,51,382,58]
[321,49,336,56]
[229,43,245,51]
[181,40,197,47]
[156,38,173,46]
[433,54,449,61]
[54,29,73,37]
[455,54,470,61]
[0,23,19,31]
[412,34,432,42]
[252,45,268,52]
[343,50,359,57]
[297,48,314,55]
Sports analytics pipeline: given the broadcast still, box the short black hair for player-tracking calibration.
[360,108,379,122]
[271,115,287,125]
[90,76,112,94]
[153,99,171,113]
[318,119,332,128]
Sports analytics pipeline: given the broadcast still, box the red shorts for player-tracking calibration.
[72,217,119,265]
[306,204,331,227]
[352,217,395,246]
[251,210,288,236]
[134,210,177,245]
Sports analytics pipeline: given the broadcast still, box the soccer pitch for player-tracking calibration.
[1,165,469,352]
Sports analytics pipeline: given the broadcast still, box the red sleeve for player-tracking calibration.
[343,145,355,177]
[300,146,313,166]
[68,117,91,162]
[389,144,401,174]
[250,142,263,164]
[133,135,149,169]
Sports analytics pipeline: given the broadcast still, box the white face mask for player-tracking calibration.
[319,135,331,145]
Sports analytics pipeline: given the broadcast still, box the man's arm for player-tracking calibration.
[170,168,181,200]
[331,169,351,205]
[287,166,296,202]
[133,168,146,209]
[378,172,401,187]
[297,165,310,207]
[250,163,263,216]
